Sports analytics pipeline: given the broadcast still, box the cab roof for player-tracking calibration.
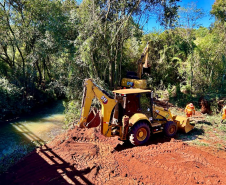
[112,88,151,95]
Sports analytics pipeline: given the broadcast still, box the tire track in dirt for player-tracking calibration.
[1,126,226,185]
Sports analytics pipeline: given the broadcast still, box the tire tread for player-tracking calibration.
[129,122,150,146]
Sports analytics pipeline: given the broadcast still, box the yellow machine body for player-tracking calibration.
[78,79,117,137]
[153,106,174,121]
[121,78,147,89]
[129,113,150,126]
[172,115,194,133]
[153,106,194,133]
[77,80,194,145]
[137,42,150,79]
[128,105,194,134]
[121,42,150,89]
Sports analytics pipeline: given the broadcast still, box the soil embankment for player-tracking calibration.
[1,125,226,185]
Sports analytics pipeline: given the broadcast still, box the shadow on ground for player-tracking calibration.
[0,117,94,185]
[114,126,205,152]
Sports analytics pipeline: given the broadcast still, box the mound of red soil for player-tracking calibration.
[198,97,212,115]
[1,126,226,185]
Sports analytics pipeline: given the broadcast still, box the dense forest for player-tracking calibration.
[0,0,225,122]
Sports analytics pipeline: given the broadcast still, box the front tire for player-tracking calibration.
[164,121,177,137]
[129,122,150,146]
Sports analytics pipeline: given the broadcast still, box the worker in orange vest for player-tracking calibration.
[185,103,195,118]
[221,105,226,123]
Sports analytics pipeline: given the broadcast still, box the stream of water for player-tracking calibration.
[0,100,65,168]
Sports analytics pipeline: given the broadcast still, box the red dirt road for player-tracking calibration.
[1,126,226,185]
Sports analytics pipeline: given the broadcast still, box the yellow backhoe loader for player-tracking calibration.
[77,79,194,145]
[121,42,151,89]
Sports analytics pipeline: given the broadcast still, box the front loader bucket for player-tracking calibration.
[84,108,100,128]
[173,115,194,133]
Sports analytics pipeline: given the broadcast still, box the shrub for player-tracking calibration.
[63,100,81,127]
[0,78,22,119]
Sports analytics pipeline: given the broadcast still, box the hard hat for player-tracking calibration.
[189,103,194,107]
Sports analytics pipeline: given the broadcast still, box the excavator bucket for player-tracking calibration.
[172,115,194,133]
[84,108,101,128]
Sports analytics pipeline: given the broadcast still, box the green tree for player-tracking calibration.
[211,0,226,23]
[0,0,79,118]
[76,0,180,88]
[176,2,204,94]
[0,0,78,90]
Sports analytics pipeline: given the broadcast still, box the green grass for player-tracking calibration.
[216,143,222,147]
[205,114,221,125]
[220,135,226,141]
[159,92,226,150]
[218,124,226,132]
[192,140,209,147]
[170,107,184,116]
[171,107,226,149]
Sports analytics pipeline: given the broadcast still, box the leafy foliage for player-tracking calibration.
[0,78,22,118]
[63,100,81,127]
[0,0,226,122]
[211,0,226,23]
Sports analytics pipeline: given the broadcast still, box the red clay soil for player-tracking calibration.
[1,126,226,185]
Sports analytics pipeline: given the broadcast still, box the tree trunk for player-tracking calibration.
[109,60,113,88]
[36,61,42,86]
[114,44,118,88]
[190,45,193,95]
[91,51,98,79]
[44,57,52,80]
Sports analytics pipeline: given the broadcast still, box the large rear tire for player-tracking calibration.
[129,122,150,146]
[164,121,177,137]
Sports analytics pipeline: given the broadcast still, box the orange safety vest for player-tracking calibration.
[185,104,195,116]
[222,106,226,120]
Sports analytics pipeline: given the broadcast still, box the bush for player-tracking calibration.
[63,100,81,127]
[0,78,22,119]
[63,78,112,127]
[0,77,59,120]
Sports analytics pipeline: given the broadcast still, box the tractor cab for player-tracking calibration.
[111,89,181,145]
[112,89,153,124]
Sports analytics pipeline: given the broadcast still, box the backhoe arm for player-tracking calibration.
[78,79,117,136]
[142,41,150,68]
[137,42,150,79]
[78,79,95,128]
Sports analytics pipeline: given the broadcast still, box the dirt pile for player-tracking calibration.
[1,126,226,185]
[198,97,212,115]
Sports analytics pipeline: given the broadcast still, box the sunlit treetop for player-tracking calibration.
[211,0,226,23]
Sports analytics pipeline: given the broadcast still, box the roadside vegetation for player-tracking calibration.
[169,104,226,151]
[0,0,226,151]
[1,0,226,175]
